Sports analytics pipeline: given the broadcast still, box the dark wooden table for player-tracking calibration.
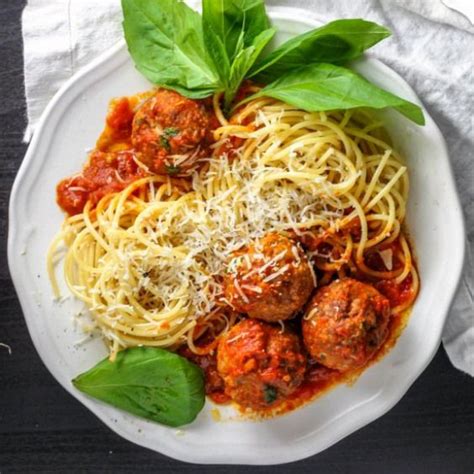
[1,1,473,473]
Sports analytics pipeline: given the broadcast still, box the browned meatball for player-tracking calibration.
[217,319,306,410]
[223,233,315,322]
[302,278,391,372]
[131,89,218,175]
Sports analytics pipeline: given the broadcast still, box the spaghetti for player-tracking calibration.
[48,92,418,362]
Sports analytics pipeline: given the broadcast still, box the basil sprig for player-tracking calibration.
[73,347,205,427]
[202,0,276,107]
[248,63,425,125]
[248,19,391,82]
[122,0,424,125]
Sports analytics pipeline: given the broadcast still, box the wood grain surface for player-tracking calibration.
[0,1,472,472]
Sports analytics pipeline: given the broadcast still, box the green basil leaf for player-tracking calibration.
[202,0,271,63]
[249,19,391,82]
[249,63,425,125]
[202,0,274,108]
[122,0,220,98]
[225,27,276,107]
[202,23,231,88]
[72,347,205,427]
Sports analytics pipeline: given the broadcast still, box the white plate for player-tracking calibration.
[8,7,465,465]
[442,0,474,24]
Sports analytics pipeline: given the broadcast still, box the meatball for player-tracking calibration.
[302,278,391,372]
[217,319,306,410]
[131,89,217,175]
[223,233,315,322]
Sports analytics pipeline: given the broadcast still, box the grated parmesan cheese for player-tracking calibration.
[262,264,290,283]
[378,248,394,271]
[61,104,368,348]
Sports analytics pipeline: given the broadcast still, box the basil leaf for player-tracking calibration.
[73,347,205,427]
[250,19,391,82]
[202,23,231,89]
[202,0,275,108]
[249,63,425,125]
[122,0,220,98]
[225,28,276,107]
[202,0,271,63]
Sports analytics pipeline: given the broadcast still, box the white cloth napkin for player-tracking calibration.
[22,0,474,376]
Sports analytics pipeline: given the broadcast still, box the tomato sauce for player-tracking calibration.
[105,97,135,139]
[96,92,152,153]
[375,274,414,308]
[284,363,340,409]
[57,94,153,216]
[364,238,416,308]
[56,150,147,216]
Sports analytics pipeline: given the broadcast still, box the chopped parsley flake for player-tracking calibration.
[165,165,181,176]
[163,127,180,138]
[263,384,278,404]
[160,135,171,151]
[159,128,180,152]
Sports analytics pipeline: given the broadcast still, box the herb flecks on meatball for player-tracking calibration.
[223,233,316,322]
[217,319,306,410]
[131,89,218,175]
[302,278,391,372]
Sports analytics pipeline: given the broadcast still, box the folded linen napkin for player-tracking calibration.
[22,0,473,375]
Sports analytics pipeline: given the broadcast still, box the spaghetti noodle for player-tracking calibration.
[48,92,418,362]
